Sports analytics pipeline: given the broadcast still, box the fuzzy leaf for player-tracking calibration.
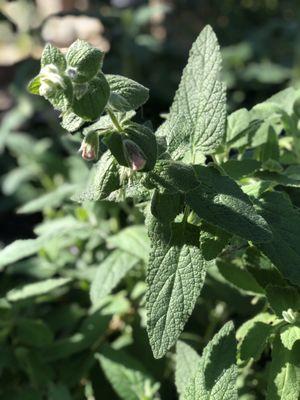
[61,111,85,133]
[257,191,300,286]
[146,219,207,358]
[267,335,300,400]
[66,40,104,83]
[41,43,66,71]
[176,341,201,396]
[157,25,226,158]
[90,250,138,305]
[72,73,110,121]
[97,347,158,400]
[280,325,300,351]
[107,74,149,112]
[239,322,273,361]
[184,322,238,400]
[265,285,300,317]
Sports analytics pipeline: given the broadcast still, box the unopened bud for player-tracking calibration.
[282,308,297,324]
[123,139,146,171]
[66,67,78,80]
[39,64,65,96]
[79,132,99,161]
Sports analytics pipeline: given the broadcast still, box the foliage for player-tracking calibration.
[1,19,300,400]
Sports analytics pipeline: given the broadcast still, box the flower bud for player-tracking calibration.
[39,64,65,96]
[123,139,147,171]
[79,131,99,161]
[282,308,297,324]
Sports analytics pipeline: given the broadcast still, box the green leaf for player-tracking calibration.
[176,341,200,396]
[257,191,300,285]
[265,285,300,317]
[226,108,252,148]
[41,43,66,71]
[145,161,272,242]
[45,76,73,112]
[199,223,231,261]
[106,74,149,112]
[146,219,207,358]
[60,111,86,133]
[0,237,50,270]
[27,76,41,95]
[107,226,150,262]
[280,325,300,350]
[216,260,264,294]
[184,322,238,400]
[66,39,104,83]
[97,347,159,400]
[151,190,183,224]
[158,25,226,158]
[236,312,276,343]
[6,278,71,302]
[221,159,261,180]
[72,152,120,202]
[72,73,110,121]
[239,321,273,361]
[267,335,300,400]
[90,250,138,305]
[17,319,54,347]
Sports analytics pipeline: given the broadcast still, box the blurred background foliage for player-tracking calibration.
[0,0,300,399]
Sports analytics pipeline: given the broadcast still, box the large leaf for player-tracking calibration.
[146,218,207,358]
[157,25,226,159]
[144,161,272,243]
[90,250,138,305]
[96,347,159,400]
[267,335,300,400]
[176,341,200,397]
[257,191,300,286]
[183,322,238,400]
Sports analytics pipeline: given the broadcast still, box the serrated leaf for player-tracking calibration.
[239,321,273,361]
[257,191,300,286]
[96,347,158,400]
[27,76,41,95]
[41,43,66,71]
[60,111,86,133]
[183,322,238,400]
[176,341,200,396]
[157,25,226,159]
[6,278,71,302]
[267,335,300,400]
[90,250,139,305]
[107,226,150,262]
[265,285,300,317]
[66,39,104,83]
[106,74,149,112]
[280,325,300,350]
[146,219,207,358]
[73,152,120,202]
[145,161,272,243]
[72,73,110,121]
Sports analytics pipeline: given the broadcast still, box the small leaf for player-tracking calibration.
[90,250,138,305]
[41,43,66,71]
[199,223,231,261]
[184,322,238,400]
[72,152,120,202]
[27,76,41,95]
[146,219,207,358]
[107,74,149,111]
[60,111,86,133]
[97,347,159,400]
[72,73,110,121]
[66,39,104,83]
[7,278,71,302]
[175,341,200,396]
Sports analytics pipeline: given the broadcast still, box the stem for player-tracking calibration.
[107,108,123,132]
[183,205,190,224]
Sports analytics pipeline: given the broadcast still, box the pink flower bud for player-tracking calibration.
[79,132,99,161]
[123,139,147,171]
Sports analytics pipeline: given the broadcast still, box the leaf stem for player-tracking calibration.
[107,108,123,132]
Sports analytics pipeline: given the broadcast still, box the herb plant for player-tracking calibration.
[1,25,300,399]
